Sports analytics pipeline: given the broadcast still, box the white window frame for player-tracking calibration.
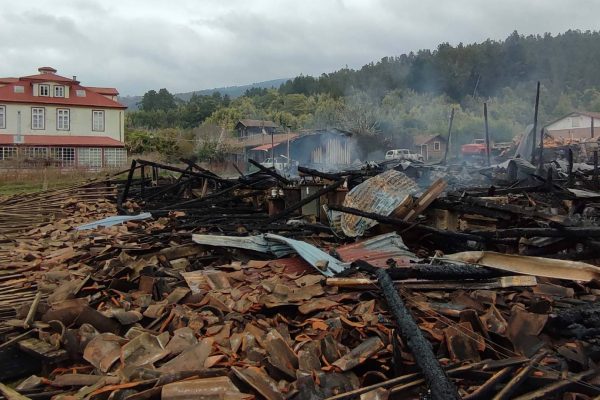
[92,110,105,132]
[32,107,45,130]
[434,141,441,151]
[54,85,64,97]
[0,106,5,129]
[103,147,127,168]
[57,109,70,130]
[39,84,50,96]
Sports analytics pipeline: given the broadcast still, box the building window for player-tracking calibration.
[104,148,127,168]
[32,108,45,130]
[434,141,441,151]
[57,109,70,130]
[0,147,17,160]
[76,90,86,97]
[0,106,5,129]
[54,86,64,97]
[13,86,24,93]
[39,84,50,96]
[78,147,102,169]
[49,147,75,167]
[22,147,48,159]
[92,110,105,131]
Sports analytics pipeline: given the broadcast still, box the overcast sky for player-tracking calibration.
[1,0,598,96]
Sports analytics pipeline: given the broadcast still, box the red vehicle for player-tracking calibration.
[461,139,488,156]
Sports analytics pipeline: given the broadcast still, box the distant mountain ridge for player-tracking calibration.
[119,78,288,110]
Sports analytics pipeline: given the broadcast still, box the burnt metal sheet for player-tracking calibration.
[192,234,295,258]
[264,234,349,276]
[336,232,417,267]
[340,170,420,237]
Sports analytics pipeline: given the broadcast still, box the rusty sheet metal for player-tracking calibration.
[340,170,420,237]
[444,251,600,282]
[335,232,417,267]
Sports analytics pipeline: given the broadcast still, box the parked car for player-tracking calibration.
[260,156,298,171]
[384,149,424,161]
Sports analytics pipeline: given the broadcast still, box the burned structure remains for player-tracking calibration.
[3,123,600,399]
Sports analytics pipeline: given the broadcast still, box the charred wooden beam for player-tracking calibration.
[352,260,510,281]
[136,159,230,183]
[371,267,460,400]
[266,180,344,223]
[492,351,547,400]
[464,366,518,400]
[117,159,138,210]
[470,226,600,239]
[248,159,290,185]
[328,204,490,243]
[512,368,599,400]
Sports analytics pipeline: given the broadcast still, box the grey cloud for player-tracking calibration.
[0,0,599,95]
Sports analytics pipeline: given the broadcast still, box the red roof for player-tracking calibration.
[0,82,126,109]
[0,78,19,84]
[0,68,125,109]
[0,134,125,148]
[87,87,120,96]
[251,143,281,151]
[20,72,78,84]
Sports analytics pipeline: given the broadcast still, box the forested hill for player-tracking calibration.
[126,30,600,159]
[120,78,288,110]
[279,30,600,100]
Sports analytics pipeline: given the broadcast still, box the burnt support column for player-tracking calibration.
[373,268,460,400]
[531,81,540,164]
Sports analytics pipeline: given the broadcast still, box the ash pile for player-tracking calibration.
[2,156,600,400]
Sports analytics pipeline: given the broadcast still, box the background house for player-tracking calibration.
[0,67,127,168]
[544,111,600,143]
[413,134,446,161]
[247,128,359,169]
[235,119,278,138]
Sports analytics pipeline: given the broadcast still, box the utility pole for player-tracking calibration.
[538,127,545,173]
[442,108,455,165]
[531,81,540,164]
[484,103,490,166]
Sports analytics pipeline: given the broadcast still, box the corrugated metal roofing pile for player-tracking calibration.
[2,158,600,399]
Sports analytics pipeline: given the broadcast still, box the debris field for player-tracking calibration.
[2,157,600,400]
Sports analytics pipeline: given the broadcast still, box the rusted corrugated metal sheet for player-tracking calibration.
[340,170,420,237]
[336,232,417,267]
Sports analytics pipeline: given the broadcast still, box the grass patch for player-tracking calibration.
[0,168,110,195]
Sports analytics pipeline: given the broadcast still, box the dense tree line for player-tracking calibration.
[278,30,600,100]
[126,30,600,159]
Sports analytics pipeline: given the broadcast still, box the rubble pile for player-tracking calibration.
[2,158,600,400]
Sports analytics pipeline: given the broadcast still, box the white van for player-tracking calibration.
[384,149,424,161]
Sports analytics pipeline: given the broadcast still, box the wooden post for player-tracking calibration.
[531,81,540,164]
[140,165,145,197]
[538,128,544,172]
[567,147,574,187]
[594,150,598,188]
[442,108,455,165]
[484,103,491,166]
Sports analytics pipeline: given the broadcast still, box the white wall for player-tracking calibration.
[0,103,124,142]
[546,114,600,131]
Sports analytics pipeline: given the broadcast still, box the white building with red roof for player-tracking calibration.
[0,67,127,168]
